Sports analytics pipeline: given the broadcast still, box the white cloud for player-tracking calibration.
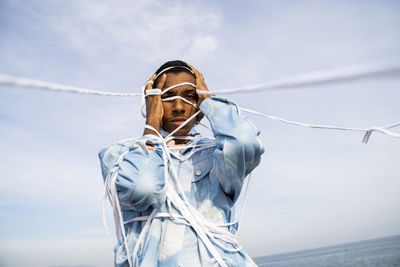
[45,0,221,63]
[185,35,218,60]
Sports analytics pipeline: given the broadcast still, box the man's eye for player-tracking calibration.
[186,94,195,99]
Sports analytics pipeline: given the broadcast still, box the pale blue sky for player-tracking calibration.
[0,1,400,266]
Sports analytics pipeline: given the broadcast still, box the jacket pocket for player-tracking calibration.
[191,154,213,182]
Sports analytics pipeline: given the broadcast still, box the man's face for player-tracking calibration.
[156,71,197,136]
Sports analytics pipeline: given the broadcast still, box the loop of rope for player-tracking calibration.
[156,82,196,95]
[141,82,197,117]
[154,66,194,80]
[161,96,197,107]
[144,88,161,96]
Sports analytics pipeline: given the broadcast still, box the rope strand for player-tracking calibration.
[1,63,400,144]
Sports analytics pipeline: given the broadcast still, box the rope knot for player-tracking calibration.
[362,127,382,144]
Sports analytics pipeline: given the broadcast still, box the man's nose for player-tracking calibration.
[172,98,185,114]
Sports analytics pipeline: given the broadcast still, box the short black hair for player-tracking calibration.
[153,60,193,88]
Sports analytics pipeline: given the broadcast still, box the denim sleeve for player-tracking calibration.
[98,137,166,211]
[200,97,265,202]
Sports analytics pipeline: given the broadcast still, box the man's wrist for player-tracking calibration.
[145,118,162,127]
[144,118,162,136]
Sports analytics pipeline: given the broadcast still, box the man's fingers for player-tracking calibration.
[145,74,156,90]
[189,65,201,79]
[188,65,212,121]
[188,65,196,74]
[189,65,209,93]
[157,74,167,90]
[145,73,167,93]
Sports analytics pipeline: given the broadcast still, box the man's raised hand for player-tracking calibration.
[143,73,167,136]
[189,65,213,122]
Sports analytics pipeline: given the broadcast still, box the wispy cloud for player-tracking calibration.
[43,0,221,63]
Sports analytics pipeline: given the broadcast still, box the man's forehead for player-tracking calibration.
[162,72,196,90]
[165,71,195,82]
[162,84,196,93]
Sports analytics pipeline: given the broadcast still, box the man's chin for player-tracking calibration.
[164,126,192,137]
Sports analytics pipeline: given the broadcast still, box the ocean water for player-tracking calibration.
[254,235,400,267]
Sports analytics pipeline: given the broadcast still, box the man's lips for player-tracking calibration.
[171,118,187,126]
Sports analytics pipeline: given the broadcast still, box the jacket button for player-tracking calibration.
[195,170,202,176]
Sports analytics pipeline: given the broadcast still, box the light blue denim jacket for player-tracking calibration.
[99,97,264,267]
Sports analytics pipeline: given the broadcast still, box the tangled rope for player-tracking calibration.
[1,63,400,144]
[104,111,247,267]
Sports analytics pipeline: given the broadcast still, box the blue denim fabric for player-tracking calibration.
[99,97,264,267]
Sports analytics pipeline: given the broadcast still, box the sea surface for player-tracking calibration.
[254,235,400,267]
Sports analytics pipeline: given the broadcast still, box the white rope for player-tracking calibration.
[140,82,197,118]
[112,171,134,266]
[236,173,252,236]
[154,66,194,80]
[158,82,196,95]
[131,208,157,267]
[240,107,400,143]
[2,68,399,143]
[0,74,141,97]
[2,63,400,96]
[157,140,231,266]
[144,88,161,96]
[205,63,400,95]
[161,96,197,107]
[104,112,243,266]
[103,151,134,267]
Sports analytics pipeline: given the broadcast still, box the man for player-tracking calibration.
[99,60,264,266]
